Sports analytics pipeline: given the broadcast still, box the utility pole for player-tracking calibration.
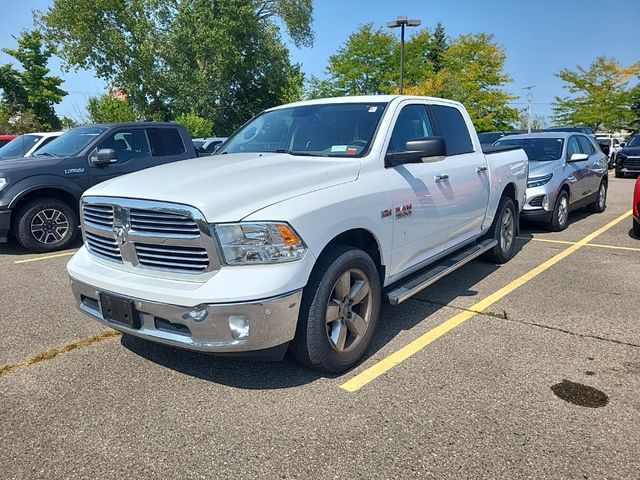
[387,16,421,94]
[523,86,535,133]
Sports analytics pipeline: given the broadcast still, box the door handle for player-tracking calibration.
[434,174,449,183]
[476,166,488,173]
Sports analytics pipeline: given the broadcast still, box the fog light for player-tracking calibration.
[183,308,208,322]
[542,195,549,210]
[229,315,250,340]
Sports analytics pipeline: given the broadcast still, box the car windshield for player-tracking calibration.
[627,135,640,147]
[495,137,564,161]
[33,126,108,157]
[0,134,42,159]
[219,102,387,157]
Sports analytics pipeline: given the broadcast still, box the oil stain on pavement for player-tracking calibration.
[551,379,609,408]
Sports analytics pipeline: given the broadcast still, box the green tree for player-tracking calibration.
[630,84,640,132]
[308,23,397,97]
[40,0,313,132]
[553,57,640,131]
[427,22,448,73]
[86,95,136,124]
[175,112,213,138]
[515,108,547,131]
[406,33,518,131]
[0,30,66,130]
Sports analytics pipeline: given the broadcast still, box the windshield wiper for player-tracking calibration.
[273,149,323,157]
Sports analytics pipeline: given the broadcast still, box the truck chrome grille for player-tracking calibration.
[80,197,220,279]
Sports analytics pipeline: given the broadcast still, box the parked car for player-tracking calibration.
[0,135,16,148]
[478,130,525,146]
[614,134,640,178]
[67,95,528,373]
[0,122,196,252]
[595,134,623,169]
[193,137,227,156]
[633,176,640,237]
[544,126,596,137]
[494,132,608,231]
[0,132,62,159]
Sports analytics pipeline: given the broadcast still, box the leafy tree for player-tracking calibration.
[553,57,640,131]
[405,33,518,131]
[427,22,448,73]
[175,112,213,138]
[308,24,397,97]
[40,0,313,133]
[86,94,136,124]
[515,109,547,131]
[0,30,66,130]
[630,84,640,132]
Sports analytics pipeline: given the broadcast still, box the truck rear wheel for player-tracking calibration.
[290,245,381,373]
[483,196,517,264]
[14,198,79,253]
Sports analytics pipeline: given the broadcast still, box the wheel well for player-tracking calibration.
[12,188,79,220]
[560,183,570,200]
[324,229,384,282]
[501,182,518,210]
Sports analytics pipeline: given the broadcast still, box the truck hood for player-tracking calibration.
[0,155,66,174]
[619,146,640,156]
[85,153,361,222]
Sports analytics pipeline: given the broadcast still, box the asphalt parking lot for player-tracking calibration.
[1,176,639,479]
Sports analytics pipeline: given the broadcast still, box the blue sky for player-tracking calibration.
[1,0,638,123]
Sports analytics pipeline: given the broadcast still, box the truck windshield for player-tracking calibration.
[495,137,564,161]
[219,103,387,158]
[33,126,108,157]
[0,135,42,159]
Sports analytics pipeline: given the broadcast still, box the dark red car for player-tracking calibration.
[633,176,640,237]
[0,135,16,148]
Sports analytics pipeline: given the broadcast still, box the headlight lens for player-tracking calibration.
[213,222,307,265]
[0,178,7,192]
[527,173,553,188]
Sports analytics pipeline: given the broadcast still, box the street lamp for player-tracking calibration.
[387,16,421,94]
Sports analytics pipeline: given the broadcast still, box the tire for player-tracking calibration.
[615,169,624,178]
[483,196,517,264]
[290,245,381,373]
[587,180,607,213]
[548,190,570,232]
[633,218,640,238]
[14,197,79,253]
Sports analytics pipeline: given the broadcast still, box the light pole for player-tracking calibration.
[387,16,421,94]
[523,85,535,133]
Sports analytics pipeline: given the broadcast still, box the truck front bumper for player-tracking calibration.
[70,278,302,355]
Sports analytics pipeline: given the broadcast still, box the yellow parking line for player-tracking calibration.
[519,236,640,253]
[340,210,633,393]
[14,250,77,264]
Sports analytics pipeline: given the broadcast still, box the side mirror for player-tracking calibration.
[568,153,589,162]
[620,142,626,148]
[91,148,117,166]
[385,137,446,167]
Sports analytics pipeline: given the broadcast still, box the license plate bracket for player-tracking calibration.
[100,293,141,329]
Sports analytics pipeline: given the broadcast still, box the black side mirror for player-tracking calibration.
[91,148,117,166]
[385,137,446,167]
[620,142,626,148]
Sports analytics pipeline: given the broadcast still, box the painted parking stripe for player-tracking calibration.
[519,236,640,253]
[14,250,77,264]
[340,210,633,392]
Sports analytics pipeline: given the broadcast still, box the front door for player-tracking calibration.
[382,103,453,278]
[565,135,590,204]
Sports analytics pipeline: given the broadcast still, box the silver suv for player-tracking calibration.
[494,132,608,231]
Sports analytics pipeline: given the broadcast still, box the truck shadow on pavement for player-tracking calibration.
[121,238,530,390]
[0,236,83,256]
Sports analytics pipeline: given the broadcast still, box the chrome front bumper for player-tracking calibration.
[70,278,302,354]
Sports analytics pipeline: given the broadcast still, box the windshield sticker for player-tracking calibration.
[368,106,378,113]
[346,147,358,155]
[331,145,347,152]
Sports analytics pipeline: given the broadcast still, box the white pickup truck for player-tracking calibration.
[68,95,528,372]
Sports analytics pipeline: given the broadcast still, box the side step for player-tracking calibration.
[385,239,497,305]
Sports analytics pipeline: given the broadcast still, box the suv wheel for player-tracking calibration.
[14,198,79,253]
[549,191,570,232]
[290,245,381,373]
[587,180,607,213]
[633,218,640,238]
[483,196,517,264]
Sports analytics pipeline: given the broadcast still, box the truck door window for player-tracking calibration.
[147,128,186,156]
[388,105,434,152]
[430,105,473,156]
[566,136,581,159]
[99,129,151,163]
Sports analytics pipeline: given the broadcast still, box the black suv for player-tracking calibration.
[0,122,196,252]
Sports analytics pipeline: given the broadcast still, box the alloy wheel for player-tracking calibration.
[30,208,69,244]
[500,207,514,253]
[557,196,568,227]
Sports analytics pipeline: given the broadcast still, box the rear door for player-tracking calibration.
[382,102,453,277]
[146,127,189,164]
[577,135,605,195]
[429,104,490,249]
[88,127,155,186]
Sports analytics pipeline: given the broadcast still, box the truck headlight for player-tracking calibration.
[213,222,307,265]
[0,178,7,192]
[527,173,553,188]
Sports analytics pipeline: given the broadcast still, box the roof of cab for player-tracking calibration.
[268,95,465,111]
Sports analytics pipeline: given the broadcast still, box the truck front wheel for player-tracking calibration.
[291,245,381,373]
[14,198,79,253]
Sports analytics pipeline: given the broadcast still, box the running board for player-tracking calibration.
[385,239,497,305]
